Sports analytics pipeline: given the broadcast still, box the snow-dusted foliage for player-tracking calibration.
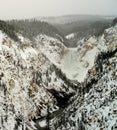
[35,25,117,83]
[0,23,117,130]
[0,31,74,130]
[51,25,117,130]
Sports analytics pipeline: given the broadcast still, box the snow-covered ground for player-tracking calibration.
[65,33,75,40]
[51,25,117,130]
[60,37,99,82]
[0,31,74,130]
[35,34,99,82]
[35,25,117,83]
[0,22,117,130]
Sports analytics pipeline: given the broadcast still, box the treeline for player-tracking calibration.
[56,20,111,36]
[7,19,64,41]
[55,20,112,47]
[0,20,19,41]
[112,18,117,26]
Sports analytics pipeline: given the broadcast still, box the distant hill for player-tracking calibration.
[35,14,114,25]
[0,20,19,41]
[7,20,65,42]
[6,15,116,48]
[56,20,112,47]
[35,15,114,47]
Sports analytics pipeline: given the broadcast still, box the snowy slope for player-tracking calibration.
[60,36,99,82]
[35,34,99,82]
[0,21,117,130]
[35,25,117,83]
[0,31,75,130]
[53,51,117,130]
[51,25,117,130]
[65,33,76,40]
[35,34,67,65]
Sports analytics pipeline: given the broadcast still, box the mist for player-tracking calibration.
[0,0,117,19]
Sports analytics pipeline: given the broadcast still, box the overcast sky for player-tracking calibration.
[0,0,117,19]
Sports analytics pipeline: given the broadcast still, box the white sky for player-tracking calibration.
[0,0,117,19]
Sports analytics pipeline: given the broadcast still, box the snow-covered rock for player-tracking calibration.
[35,34,67,65]
[35,25,117,83]
[0,22,117,130]
[0,31,75,130]
[51,25,117,130]
[65,33,76,40]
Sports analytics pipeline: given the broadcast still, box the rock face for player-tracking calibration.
[53,50,117,130]
[35,25,117,83]
[35,34,99,82]
[51,25,117,130]
[0,30,75,130]
[0,22,117,130]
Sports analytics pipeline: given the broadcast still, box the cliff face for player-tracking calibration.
[0,30,75,130]
[53,51,117,130]
[0,22,117,130]
[51,25,117,130]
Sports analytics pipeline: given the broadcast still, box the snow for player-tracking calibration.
[18,34,24,42]
[20,47,38,61]
[54,54,117,130]
[35,25,117,83]
[0,22,117,130]
[35,34,66,65]
[39,120,47,127]
[65,33,75,39]
[35,35,100,82]
[60,45,98,82]
[0,31,5,43]
[0,30,75,130]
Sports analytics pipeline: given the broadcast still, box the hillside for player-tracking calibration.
[0,20,19,42]
[7,20,65,42]
[33,22,117,83]
[0,26,76,130]
[51,25,117,130]
[7,15,114,48]
[36,15,113,47]
[0,20,117,130]
[52,49,117,130]
[36,15,113,25]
